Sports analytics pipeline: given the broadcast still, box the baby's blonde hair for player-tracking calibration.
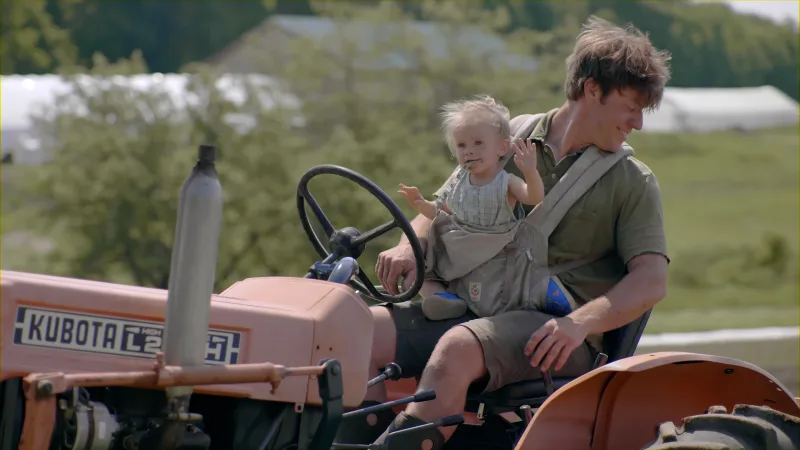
[438,94,511,153]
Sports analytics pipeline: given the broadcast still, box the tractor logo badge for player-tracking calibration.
[13,305,242,365]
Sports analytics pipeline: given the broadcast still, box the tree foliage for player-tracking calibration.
[1,2,78,74]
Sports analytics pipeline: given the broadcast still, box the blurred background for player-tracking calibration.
[1,0,798,391]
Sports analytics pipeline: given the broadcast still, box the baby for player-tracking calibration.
[398,95,545,320]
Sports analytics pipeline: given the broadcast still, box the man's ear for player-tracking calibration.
[583,78,601,101]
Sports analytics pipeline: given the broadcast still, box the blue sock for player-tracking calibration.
[544,278,572,316]
[432,292,462,300]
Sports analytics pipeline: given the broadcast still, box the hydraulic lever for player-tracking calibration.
[367,362,402,388]
[341,390,435,420]
[331,414,464,450]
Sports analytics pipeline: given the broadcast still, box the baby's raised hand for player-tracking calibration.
[398,184,426,208]
[512,138,538,176]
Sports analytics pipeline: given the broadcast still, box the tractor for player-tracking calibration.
[1,146,798,450]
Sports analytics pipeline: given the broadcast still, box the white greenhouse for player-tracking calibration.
[642,85,799,133]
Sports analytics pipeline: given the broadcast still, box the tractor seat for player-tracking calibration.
[466,376,576,410]
[465,310,652,414]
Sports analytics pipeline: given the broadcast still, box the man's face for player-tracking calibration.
[587,84,647,150]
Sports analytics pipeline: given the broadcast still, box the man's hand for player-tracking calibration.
[376,243,418,295]
[524,317,588,372]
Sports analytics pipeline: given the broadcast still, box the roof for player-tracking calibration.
[642,85,799,133]
[213,14,539,72]
[659,85,798,115]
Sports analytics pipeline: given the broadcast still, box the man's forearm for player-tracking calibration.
[569,254,668,335]
[398,213,433,252]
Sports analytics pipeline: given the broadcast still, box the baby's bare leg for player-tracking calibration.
[421,279,447,297]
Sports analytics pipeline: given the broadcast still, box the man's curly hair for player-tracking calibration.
[564,16,672,111]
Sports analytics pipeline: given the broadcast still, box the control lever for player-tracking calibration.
[541,352,609,397]
[593,352,609,369]
[367,362,402,388]
[331,414,464,450]
[341,390,436,419]
[519,404,534,426]
[384,414,464,439]
[541,370,554,396]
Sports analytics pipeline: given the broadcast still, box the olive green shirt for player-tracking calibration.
[434,108,669,304]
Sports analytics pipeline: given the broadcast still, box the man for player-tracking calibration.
[336,16,672,449]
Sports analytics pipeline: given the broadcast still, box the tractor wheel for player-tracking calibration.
[641,404,800,450]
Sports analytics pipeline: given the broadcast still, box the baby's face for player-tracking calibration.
[451,122,509,175]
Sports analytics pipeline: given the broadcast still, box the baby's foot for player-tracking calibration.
[421,292,467,321]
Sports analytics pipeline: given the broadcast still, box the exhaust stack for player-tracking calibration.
[162,144,223,412]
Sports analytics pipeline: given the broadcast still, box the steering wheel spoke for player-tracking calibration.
[353,269,382,298]
[351,219,398,248]
[296,164,426,303]
[303,191,336,238]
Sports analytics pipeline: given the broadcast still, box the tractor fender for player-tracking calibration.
[514,351,800,450]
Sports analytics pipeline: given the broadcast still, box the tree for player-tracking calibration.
[1,2,78,74]
[6,1,573,292]
[47,0,271,74]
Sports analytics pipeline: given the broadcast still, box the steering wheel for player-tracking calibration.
[296,164,426,303]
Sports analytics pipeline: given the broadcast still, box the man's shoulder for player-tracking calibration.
[607,143,658,188]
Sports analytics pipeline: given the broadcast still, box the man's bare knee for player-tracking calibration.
[369,306,397,370]
[425,326,486,385]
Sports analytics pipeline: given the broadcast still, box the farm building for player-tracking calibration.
[206,14,540,74]
[642,85,799,133]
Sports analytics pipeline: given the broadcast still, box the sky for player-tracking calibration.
[720,1,799,25]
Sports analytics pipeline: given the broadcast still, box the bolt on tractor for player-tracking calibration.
[1,146,798,450]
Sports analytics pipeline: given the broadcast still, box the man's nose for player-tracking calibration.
[631,110,643,131]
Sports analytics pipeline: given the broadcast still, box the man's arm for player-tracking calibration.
[568,253,667,335]
[399,213,434,251]
[526,165,669,371]
[571,165,669,334]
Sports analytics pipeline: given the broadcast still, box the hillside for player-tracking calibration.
[4,1,797,99]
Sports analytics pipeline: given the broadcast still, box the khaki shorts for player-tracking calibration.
[380,301,597,393]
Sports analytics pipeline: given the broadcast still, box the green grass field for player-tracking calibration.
[626,126,799,333]
[636,337,799,395]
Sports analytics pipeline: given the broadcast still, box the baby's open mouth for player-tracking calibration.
[463,159,480,167]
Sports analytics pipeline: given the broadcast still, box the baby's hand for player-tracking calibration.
[512,138,538,176]
[398,184,426,208]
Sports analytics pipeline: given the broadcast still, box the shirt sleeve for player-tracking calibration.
[615,168,670,266]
